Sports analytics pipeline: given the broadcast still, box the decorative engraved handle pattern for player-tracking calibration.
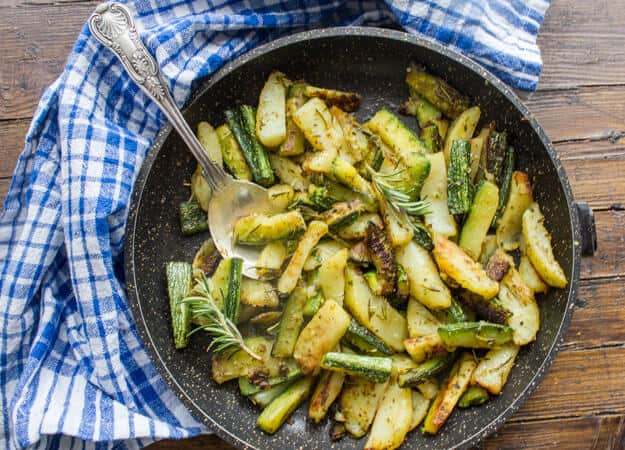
[89,3,230,189]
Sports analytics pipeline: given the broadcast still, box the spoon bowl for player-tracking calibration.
[209,180,280,279]
[89,2,276,279]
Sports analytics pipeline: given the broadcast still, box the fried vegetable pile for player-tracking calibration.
[167,66,567,449]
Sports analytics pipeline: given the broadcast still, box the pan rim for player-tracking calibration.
[125,26,581,450]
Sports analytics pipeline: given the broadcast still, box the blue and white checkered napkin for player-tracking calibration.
[0,0,549,448]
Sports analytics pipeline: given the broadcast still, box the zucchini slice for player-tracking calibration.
[405,63,470,119]
[398,354,454,388]
[216,124,253,181]
[343,319,394,356]
[234,211,306,246]
[403,334,448,364]
[165,262,193,349]
[179,200,208,236]
[304,84,362,112]
[223,257,243,322]
[459,180,499,260]
[257,377,315,434]
[269,153,309,191]
[447,139,473,215]
[272,286,308,358]
[293,97,346,154]
[458,386,489,408]
[321,352,393,383]
[438,321,514,349]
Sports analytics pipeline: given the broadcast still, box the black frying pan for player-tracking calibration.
[125,27,597,449]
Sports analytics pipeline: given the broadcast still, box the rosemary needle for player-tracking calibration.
[179,273,261,360]
[370,168,431,216]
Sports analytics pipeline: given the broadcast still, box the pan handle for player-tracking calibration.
[575,202,597,256]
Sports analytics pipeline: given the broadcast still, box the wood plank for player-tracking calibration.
[526,86,625,143]
[150,435,232,450]
[510,345,625,423]
[562,157,625,210]
[486,414,625,449]
[0,119,29,177]
[538,0,625,90]
[0,178,9,207]
[580,209,625,280]
[555,136,625,161]
[564,277,625,350]
[0,2,94,120]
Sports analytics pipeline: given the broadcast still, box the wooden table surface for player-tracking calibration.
[1,0,624,448]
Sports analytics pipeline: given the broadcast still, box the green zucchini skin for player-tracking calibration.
[165,262,193,349]
[362,133,385,173]
[224,258,243,322]
[238,367,302,396]
[320,352,393,383]
[492,145,515,226]
[321,201,365,232]
[343,319,394,356]
[410,219,434,251]
[250,380,297,409]
[420,124,442,153]
[272,287,308,358]
[486,131,508,184]
[303,290,324,318]
[438,321,514,349]
[446,298,474,323]
[257,376,315,434]
[447,139,473,215]
[310,176,377,211]
[458,291,510,325]
[225,107,275,186]
[397,354,455,388]
[405,63,470,119]
[178,200,208,235]
[458,386,489,408]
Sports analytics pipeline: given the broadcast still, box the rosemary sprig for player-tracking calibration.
[370,168,431,216]
[179,273,261,360]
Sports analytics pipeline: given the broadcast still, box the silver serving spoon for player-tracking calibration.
[89,3,278,279]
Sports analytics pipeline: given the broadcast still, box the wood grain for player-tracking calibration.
[0,2,96,120]
[580,209,625,279]
[537,0,625,90]
[486,414,625,449]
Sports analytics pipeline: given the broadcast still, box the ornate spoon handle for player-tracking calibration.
[89,2,230,190]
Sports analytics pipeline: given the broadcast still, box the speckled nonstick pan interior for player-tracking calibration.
[125,27,585,449]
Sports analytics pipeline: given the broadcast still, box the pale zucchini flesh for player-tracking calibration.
[197,121,224,168]
[269,153,309,191]
[234,211,306,246]
[257,376,314,434]
[459,180,499,260]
